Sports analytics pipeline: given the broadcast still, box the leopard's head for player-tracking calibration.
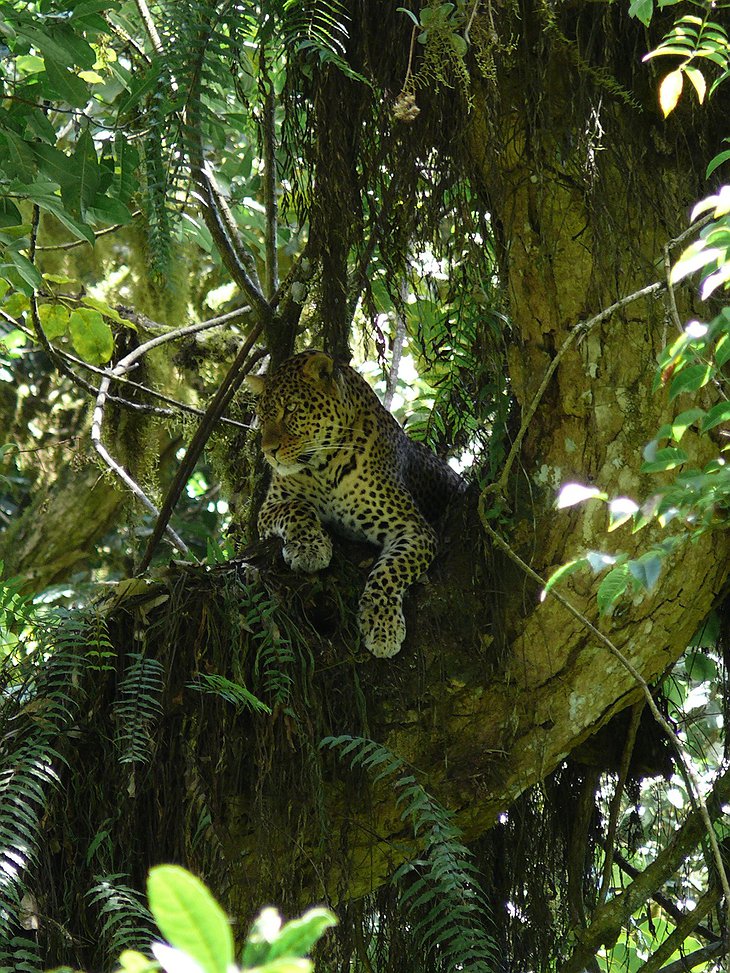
[245,351,354,475]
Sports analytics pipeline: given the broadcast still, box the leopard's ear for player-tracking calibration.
[244,373,267,396]
[301,351,335,386]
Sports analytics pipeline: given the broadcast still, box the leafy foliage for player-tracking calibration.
[321,735,497,973]
[116,864,336,973]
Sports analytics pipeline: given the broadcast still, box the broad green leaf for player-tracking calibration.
[68,308,114,364]
[75,129,100,216]
[670,241,720,284]
[629,553,662,591]
[597,565,630,614]
[151,942,205,973]
[586,550,618,572]
[81,296,126,324]
[700,400,730,432]
[684,648,717,679]
[714,333,730,367]
[38,303,70,339]
[628,0,653,26]
[8,251,43,290]
[700,262,730,299]
[671,407,705,440]
[0,199,23,229]
[146,866,233,973]
[640,446,688,473]
[706,148,730,179]
[668,363,714,400]
[44,55,90,107]
[266,908,337,961]
[31,195,95,245]
[85,196,132,226]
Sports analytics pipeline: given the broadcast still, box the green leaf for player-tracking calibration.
[80,296,126,324]
[628,0,653,26]
[7,251,42,290]
[266,908,337,961]
[700,400,730,432]
[38,303,70,339]
[715,333,730,367]
[75,129,100,216]
[31,194,95,245]
[68,308,114,364]
[706,148,730,179]
[116,950,157,972]
[672,407,705,439]
[640,446,688,473]
[607,497,639,532]
[668,363,714,400]
[597,565,630,614]
[147,866,233,973]
[542,557,589,596]
[44,55,90,107]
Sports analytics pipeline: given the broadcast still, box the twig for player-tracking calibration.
[609,847,720,943]
[481,520,730,940]
[261,42,279,300]
[657,940,728,973]
[35,214,141,252]
[481,279,664,503]
[555,761,730,973]
[91,315,255,555]
[136,322,264,573]
[636,885,722,973]
[597,700,644,907]
[482,212,714,507]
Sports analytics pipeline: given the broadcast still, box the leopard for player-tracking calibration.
[245,350,465,658]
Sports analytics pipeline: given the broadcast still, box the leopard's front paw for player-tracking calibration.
[358,594,406,659]
[282,532,333,573]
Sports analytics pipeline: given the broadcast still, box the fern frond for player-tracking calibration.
[113,654,165,765]
[188,672,271,715]
[87,874,155,958]
[322,734,498,972]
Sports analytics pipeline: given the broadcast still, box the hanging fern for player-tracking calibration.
[188,672,271,715]
[113,653,165,765]
[321,734,498,973]
[86,873,155,959]
[0,595,93,972]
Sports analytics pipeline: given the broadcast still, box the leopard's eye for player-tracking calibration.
[284,401,298,415]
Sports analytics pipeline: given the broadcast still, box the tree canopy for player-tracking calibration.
[1,2,730,972]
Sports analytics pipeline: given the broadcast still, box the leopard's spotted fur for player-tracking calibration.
[245,350,465,658]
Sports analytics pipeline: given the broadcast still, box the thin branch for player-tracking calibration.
[35,213,141,252]
[136,322,264,573]
[481,519,730,970]
[597,700,644,907]
[90,315,256,555]
[134,0,164,55]
[482,279,664,502]
[609,848,721,943]
[657,940,728,973]
[636,886,723,973]
[261,42,279,300]
[482,213,714,507]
